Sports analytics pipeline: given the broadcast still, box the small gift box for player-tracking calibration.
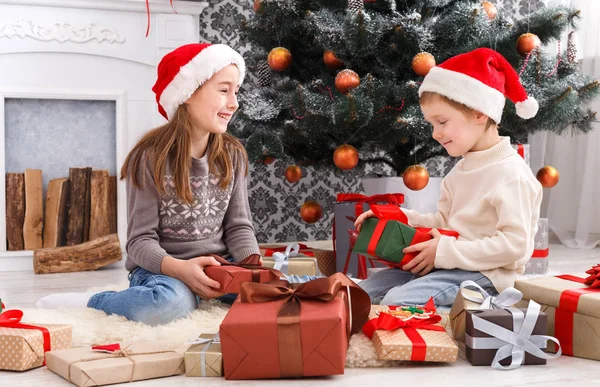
[219,273,370,380]
[334,193,404,278]
[364,300,458,362]
[465,300,561,369]
[449,280,522,342]
[515,269,600,361]
[261,243,321,276]
[184,333,222,377]
[525,218,549,275]
[204,254,283,294]
[45,342,185,386]
[0,309,72,371]
[352,204,458,269]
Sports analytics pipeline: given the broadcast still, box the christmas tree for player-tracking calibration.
[231,0,598,177]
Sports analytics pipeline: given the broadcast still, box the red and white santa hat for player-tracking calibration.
[418,47,538,124]
[152,43,246,120]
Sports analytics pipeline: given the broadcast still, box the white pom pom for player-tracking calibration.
[515,97,539,119]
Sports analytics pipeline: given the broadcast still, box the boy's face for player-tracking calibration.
[185,64,240,135]
[420,99,488,157]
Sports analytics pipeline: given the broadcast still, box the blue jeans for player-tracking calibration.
[359,268,497,306]
[87,267,321,326]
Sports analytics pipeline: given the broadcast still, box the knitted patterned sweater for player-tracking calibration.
[124,149,260,274]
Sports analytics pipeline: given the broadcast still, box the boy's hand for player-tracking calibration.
[401,228,442,276]
[354,210,375,232]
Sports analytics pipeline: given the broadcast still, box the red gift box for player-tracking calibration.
[204,255,284,294]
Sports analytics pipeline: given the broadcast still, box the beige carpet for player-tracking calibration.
[21,282,457,368]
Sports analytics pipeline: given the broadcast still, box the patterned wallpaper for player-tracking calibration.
[198,0,544,243]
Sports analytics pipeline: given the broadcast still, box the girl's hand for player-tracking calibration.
[177,256,226,300]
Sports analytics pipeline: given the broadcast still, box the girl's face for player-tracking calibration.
[185,64,240,135]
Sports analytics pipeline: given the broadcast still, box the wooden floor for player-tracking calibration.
[1,243,599,386]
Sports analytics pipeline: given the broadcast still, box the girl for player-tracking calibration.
[37,43,262,325]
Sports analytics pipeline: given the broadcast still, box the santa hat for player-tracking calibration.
[418,47,538,124]
[152,43,246,120]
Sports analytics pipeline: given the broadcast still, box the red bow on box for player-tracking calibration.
[584,264,600,288]
[0,308,51,365]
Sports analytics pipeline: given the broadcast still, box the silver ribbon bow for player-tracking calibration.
[467,300,562,370]
[187,333,220,376]
[271,243,301,272]
[460,280,523,309]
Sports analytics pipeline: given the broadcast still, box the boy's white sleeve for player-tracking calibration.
[401,177,451,229]
[434,177,542,271]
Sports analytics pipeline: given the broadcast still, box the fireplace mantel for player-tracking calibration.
[0,0,207,270]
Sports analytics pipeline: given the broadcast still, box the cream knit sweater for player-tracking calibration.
[403,137,543,292]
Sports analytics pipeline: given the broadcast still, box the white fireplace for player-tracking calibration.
[0,0,207,271]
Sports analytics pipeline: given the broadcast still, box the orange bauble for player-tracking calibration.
[536,165,560,188]
[323,50,345,69]
[403,165,430,191]
[268,47,292,71]
[482,1,498,19]
[516,33,541,56]
[333,144,359,170]
[411,52,436,76]
[254,0,262,12]
[335,69,361,94]
[285,165,302,183]
[300,200,323,223]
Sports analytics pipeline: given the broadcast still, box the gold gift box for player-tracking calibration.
[184,333,222,377]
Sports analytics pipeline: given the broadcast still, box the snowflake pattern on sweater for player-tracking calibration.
[158,174,234,240]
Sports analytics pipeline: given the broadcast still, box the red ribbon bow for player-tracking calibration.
[584,264,600,288]
[0,309,51,365]
[262,244,315,257]
[362,306,445,361]
[91,343,122,353]
[336,193,404,206]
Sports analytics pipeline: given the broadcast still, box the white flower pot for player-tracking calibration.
[362,176,443,214]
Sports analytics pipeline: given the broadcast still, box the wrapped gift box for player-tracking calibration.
[45,342,185,386]
[260,243,336,276]
[260,243,320,276]
[204,255,282,294]
[515,273,600,361]
[184,333,222,377]
[0,310,72,371]
[333,194,403,278]
[365,305,458,362]
[525,218,549,275]
[219,274,370,380]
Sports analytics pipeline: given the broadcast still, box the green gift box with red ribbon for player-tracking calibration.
[352,204,459,269]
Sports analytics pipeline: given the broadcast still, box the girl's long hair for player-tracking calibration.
[120,104,248,204]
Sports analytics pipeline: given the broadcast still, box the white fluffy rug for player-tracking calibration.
[22,282,456,368]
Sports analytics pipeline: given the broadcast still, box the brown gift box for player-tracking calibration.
[204,255,282,294]
[368,305,458,362]
[515,275,600,361]
[45,342,185,386]
[220,273,370,380]
[0,321,72,371]
[184,333,222,377]
[465,308,548,366]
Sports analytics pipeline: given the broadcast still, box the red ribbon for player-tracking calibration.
[517,143,525,159]
[553,274,600,355]
[335,193,404,279]
[0,309,51,365]
[144,0,178,37]
[532,248,549,258]
[262,244,315,257]
[362,312,444,361]
[91,343,122,353]
[367,204,459,267]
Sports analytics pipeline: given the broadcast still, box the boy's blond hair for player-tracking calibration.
[420,91,497,131]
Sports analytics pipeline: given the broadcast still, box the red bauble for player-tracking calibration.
[285,165,302,183]
[300,200,323,223]
[333,144,359,170]
[268,47,292,71]
[516,33,542,56]
[412,52,436,77]
[323,50,345,69]
[482,1,498,19]
[403,165,430,191]
[335,69,360,94]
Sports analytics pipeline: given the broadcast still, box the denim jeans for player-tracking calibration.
[359,268,498,306]
[87,267,322,326]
